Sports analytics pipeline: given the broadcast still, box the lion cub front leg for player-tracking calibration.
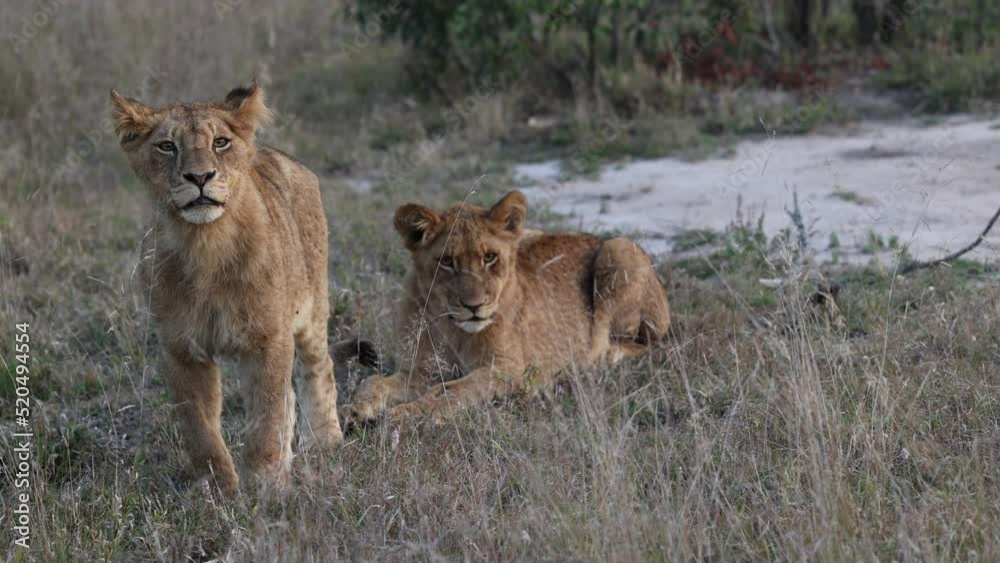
[345,372,429,424]
[162,345,239,496]
[388,365,522,424]
[240,336,296,491]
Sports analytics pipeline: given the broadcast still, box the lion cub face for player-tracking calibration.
[109,82,272,224]
[395,192,527,333]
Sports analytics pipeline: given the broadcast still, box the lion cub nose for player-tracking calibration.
[183,170,217,188]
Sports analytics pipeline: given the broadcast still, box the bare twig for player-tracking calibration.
[762,197,1000,311]
[899,203,1000,274]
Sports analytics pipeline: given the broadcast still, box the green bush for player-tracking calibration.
[883,47,1000,112]
[354,0,685,97]
[355,0,1000,116]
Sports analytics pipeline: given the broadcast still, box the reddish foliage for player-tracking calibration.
[653,19,867,91]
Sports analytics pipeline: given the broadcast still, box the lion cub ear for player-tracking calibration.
[220,79,274,138]
[109,89,157,146]
[394,204,442,251]
[489,191,527,235]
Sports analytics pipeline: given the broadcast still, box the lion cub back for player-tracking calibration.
[253,147,329,283]
[516,232,603,322]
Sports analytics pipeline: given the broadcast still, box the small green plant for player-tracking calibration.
[830,190,874,206]
[862,230,887,254]
[672,214,769,279]
[671,228,720,253]
[828,232,841,264]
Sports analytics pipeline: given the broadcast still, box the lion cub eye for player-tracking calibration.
[213,137,231,150]
[156,141,176,154]
[484,252,498,266]
[440,256,455,270]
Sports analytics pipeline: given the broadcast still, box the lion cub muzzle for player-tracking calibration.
[452,299,497,333]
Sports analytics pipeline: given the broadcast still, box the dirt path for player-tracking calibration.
[516,116,1000,264]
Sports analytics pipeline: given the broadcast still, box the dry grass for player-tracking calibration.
[1,1,999,561]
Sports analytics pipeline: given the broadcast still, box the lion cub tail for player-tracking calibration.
[331,339,381,370]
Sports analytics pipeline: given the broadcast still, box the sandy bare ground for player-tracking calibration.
[515,117,1000,265]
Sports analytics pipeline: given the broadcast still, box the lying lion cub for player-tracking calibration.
[345,191,670,425]
[111,81,342,494]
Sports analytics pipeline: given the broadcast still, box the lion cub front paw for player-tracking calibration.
[343,377,395,427]
[386,402,422,424]
[301,420,344,451]
[341,400,383,431]
[242,460,291,496]
[195,468,240,498]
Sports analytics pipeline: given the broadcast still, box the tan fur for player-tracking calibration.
[111,81,341,495]
[344,191,671,425]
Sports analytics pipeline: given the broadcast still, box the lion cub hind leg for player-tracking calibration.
[638,269,671,344]
[240,337,297,492]
[163,347,239,496]
[295,321,344,450]
[589,237,667,364]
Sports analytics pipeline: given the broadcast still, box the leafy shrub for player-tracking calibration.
[354,0,688,98]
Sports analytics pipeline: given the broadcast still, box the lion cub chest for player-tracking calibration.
[152,272,281,361]
[161,297,257,361]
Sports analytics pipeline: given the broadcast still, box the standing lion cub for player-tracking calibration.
[345,191,670,425]
[111,81,341,494]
